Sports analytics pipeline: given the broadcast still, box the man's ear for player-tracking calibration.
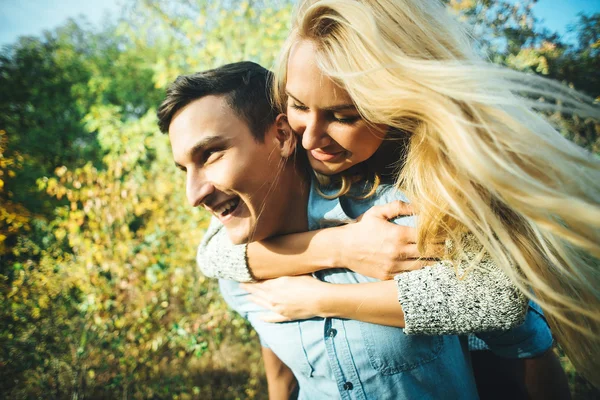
[274,114,297,158]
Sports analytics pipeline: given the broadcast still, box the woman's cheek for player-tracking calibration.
[286,108,301,130]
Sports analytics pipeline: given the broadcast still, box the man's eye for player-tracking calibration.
[204,149,223,163]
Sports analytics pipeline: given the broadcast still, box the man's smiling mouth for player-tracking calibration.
[213,197,241,219]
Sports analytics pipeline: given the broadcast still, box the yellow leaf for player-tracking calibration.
[39,295,49,309]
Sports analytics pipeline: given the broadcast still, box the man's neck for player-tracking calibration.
[273,165,310,237]
[284,168,310,235]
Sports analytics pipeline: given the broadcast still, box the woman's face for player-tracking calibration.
[285,40,387,175]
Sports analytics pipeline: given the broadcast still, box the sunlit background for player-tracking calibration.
[1,0,599,398]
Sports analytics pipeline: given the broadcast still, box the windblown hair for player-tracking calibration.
[274,0,600,386]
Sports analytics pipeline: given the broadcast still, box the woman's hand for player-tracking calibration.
[335,201,443,280]
[241,275,328,322]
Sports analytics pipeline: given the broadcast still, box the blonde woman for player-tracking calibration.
[197,0,599,390]
[262,0,598,387]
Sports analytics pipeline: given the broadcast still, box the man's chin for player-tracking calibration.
[226,230,250,245]
[225,225,270,245]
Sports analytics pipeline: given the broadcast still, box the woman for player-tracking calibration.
[202,0,599,388]
[272,0,600,386]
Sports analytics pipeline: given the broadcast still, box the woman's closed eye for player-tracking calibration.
[332,113,360,125]
[289,102,309,112]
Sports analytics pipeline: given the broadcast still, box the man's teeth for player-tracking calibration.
[214,199,239,217]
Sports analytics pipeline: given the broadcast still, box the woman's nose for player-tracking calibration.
[300,115,330,150]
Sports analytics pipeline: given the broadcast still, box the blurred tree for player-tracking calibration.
[0,130,30,256]
[0,22,100,217]
[1,1,293,398]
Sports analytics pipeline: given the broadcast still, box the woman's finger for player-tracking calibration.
[425,243,445,258]
[247,294,274,311]
[395,243,420,259]
[367,200,414,220]
[240,282,266,294]
[259,312,291,323]
[393,258,441,272]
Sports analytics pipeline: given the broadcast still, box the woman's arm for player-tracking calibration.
[196,216,341,281]
[197,217,254,281]
[199,208,528,334]
[242,277,406,327]
[241,256,528,334]
[395,257,528,334]
[197,202,433,282]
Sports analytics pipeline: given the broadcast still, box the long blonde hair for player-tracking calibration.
[274,0,600,386]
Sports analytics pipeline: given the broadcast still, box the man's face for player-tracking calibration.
[169,95,289,244]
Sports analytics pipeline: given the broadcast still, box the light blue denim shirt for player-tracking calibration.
[219,181,552,399]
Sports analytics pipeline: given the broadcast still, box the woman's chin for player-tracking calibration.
[309,158,352,176]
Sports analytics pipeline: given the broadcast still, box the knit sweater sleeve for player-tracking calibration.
[196,217,256,282]
[395,235,529,335]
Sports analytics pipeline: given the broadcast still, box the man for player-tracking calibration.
[158,62,568,400]
[157,62,303,398]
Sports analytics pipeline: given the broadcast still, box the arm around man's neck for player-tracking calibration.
[197,216,339,282]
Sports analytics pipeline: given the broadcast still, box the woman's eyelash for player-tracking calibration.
[290,103,308,111]
[334,116,360,124]
[289,102,359,124]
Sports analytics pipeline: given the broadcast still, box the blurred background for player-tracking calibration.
[0,0,598,398]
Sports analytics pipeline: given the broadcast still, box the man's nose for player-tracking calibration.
[301,116,330,150]
[186,171,214,208]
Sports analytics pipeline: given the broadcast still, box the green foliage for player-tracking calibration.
[1,0,598,399]
[1,1,294,398]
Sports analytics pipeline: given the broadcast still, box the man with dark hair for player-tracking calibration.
[158,61,304,398]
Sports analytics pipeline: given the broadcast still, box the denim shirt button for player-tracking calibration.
[343,382,354,390]
[327,328,337,338]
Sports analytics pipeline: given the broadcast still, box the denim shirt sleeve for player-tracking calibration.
[473,300,553,358]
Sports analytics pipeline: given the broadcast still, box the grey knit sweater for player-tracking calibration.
[198,217,528,335]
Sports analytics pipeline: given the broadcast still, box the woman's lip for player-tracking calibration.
[309,149,345,162]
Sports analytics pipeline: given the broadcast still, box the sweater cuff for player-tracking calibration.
[196,217,256,282]
[395,262,454,335]
[395,259,528,335]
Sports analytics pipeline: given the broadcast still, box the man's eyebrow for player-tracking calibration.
[174,135,226,170]
[285,90,356,112]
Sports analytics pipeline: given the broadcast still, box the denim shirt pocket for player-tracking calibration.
[359,322,444,375]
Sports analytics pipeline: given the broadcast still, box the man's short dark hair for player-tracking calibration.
[157,61,277,141]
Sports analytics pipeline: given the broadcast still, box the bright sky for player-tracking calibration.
[0,0,121,46]
[533,0,600,37]
[0,0,599,47]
